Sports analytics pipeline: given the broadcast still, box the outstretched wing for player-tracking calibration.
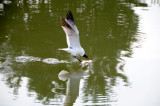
[61,11,81,48]
[61,18,72,36]
[65,11,79,35]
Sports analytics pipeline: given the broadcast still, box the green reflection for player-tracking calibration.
[0,0,148,105]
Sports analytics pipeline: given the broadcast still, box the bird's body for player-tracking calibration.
[60,11,89,62]
[60,26,84,56]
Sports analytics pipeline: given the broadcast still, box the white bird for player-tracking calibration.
[59,11,89,62]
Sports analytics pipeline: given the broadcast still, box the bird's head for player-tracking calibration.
[83,54,90,60]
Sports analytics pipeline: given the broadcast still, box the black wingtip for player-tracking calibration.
[66,11,74,22]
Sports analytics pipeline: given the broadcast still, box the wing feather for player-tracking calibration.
[61,18,72,36]
[61,11,81,48]
[65,11,79,35]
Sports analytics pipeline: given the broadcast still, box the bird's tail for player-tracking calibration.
[58,48,70,53]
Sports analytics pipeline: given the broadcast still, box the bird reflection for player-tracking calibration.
[58,64,88,106]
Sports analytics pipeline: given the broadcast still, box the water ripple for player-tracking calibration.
[42,58,69,64]
[15,56,41,63]
[15,56,69,64]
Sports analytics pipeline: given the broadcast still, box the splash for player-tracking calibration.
[42,58,69,64]
[15,56,41,63]
[15,56,69,64]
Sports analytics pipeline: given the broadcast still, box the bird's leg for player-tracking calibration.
[73,56,82,62]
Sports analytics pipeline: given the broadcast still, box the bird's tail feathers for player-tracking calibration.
[58,48,67,50]
[58,48,70,52]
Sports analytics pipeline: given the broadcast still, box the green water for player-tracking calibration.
[0,0,160,106]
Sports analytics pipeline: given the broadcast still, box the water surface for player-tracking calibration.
[0,0,160,106]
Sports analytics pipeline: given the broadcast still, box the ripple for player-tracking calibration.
[15,56,70,64]
[15,56,41,63]
[42,58,69,64]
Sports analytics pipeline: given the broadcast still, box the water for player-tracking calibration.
[0,0,160,106]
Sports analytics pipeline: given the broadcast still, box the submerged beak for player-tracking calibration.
[83,54,90,61]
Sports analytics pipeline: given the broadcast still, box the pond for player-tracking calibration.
[0,0,160,106]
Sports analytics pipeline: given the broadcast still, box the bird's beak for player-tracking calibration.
[83,54,90,61]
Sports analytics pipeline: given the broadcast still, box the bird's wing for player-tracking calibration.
[61,18,72,36]
[65,11,79,35]
[61,11,81,48]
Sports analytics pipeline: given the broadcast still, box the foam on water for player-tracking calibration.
[15,56,69,64]
[42,58,69,64]
[15,56,41,63]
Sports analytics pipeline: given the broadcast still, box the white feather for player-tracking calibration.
[60,15,85,56]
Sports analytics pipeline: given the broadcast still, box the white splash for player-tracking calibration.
[15,56,41,63]
[15,56,80,64]
[81,60,92,67]
[42,58,69,64]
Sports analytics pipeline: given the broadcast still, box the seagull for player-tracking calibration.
[59,11,89,62]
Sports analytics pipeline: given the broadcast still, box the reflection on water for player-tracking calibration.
[0,0,159,106]
[58,64,87,106]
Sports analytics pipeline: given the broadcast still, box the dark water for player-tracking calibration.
[0,0,160,106]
